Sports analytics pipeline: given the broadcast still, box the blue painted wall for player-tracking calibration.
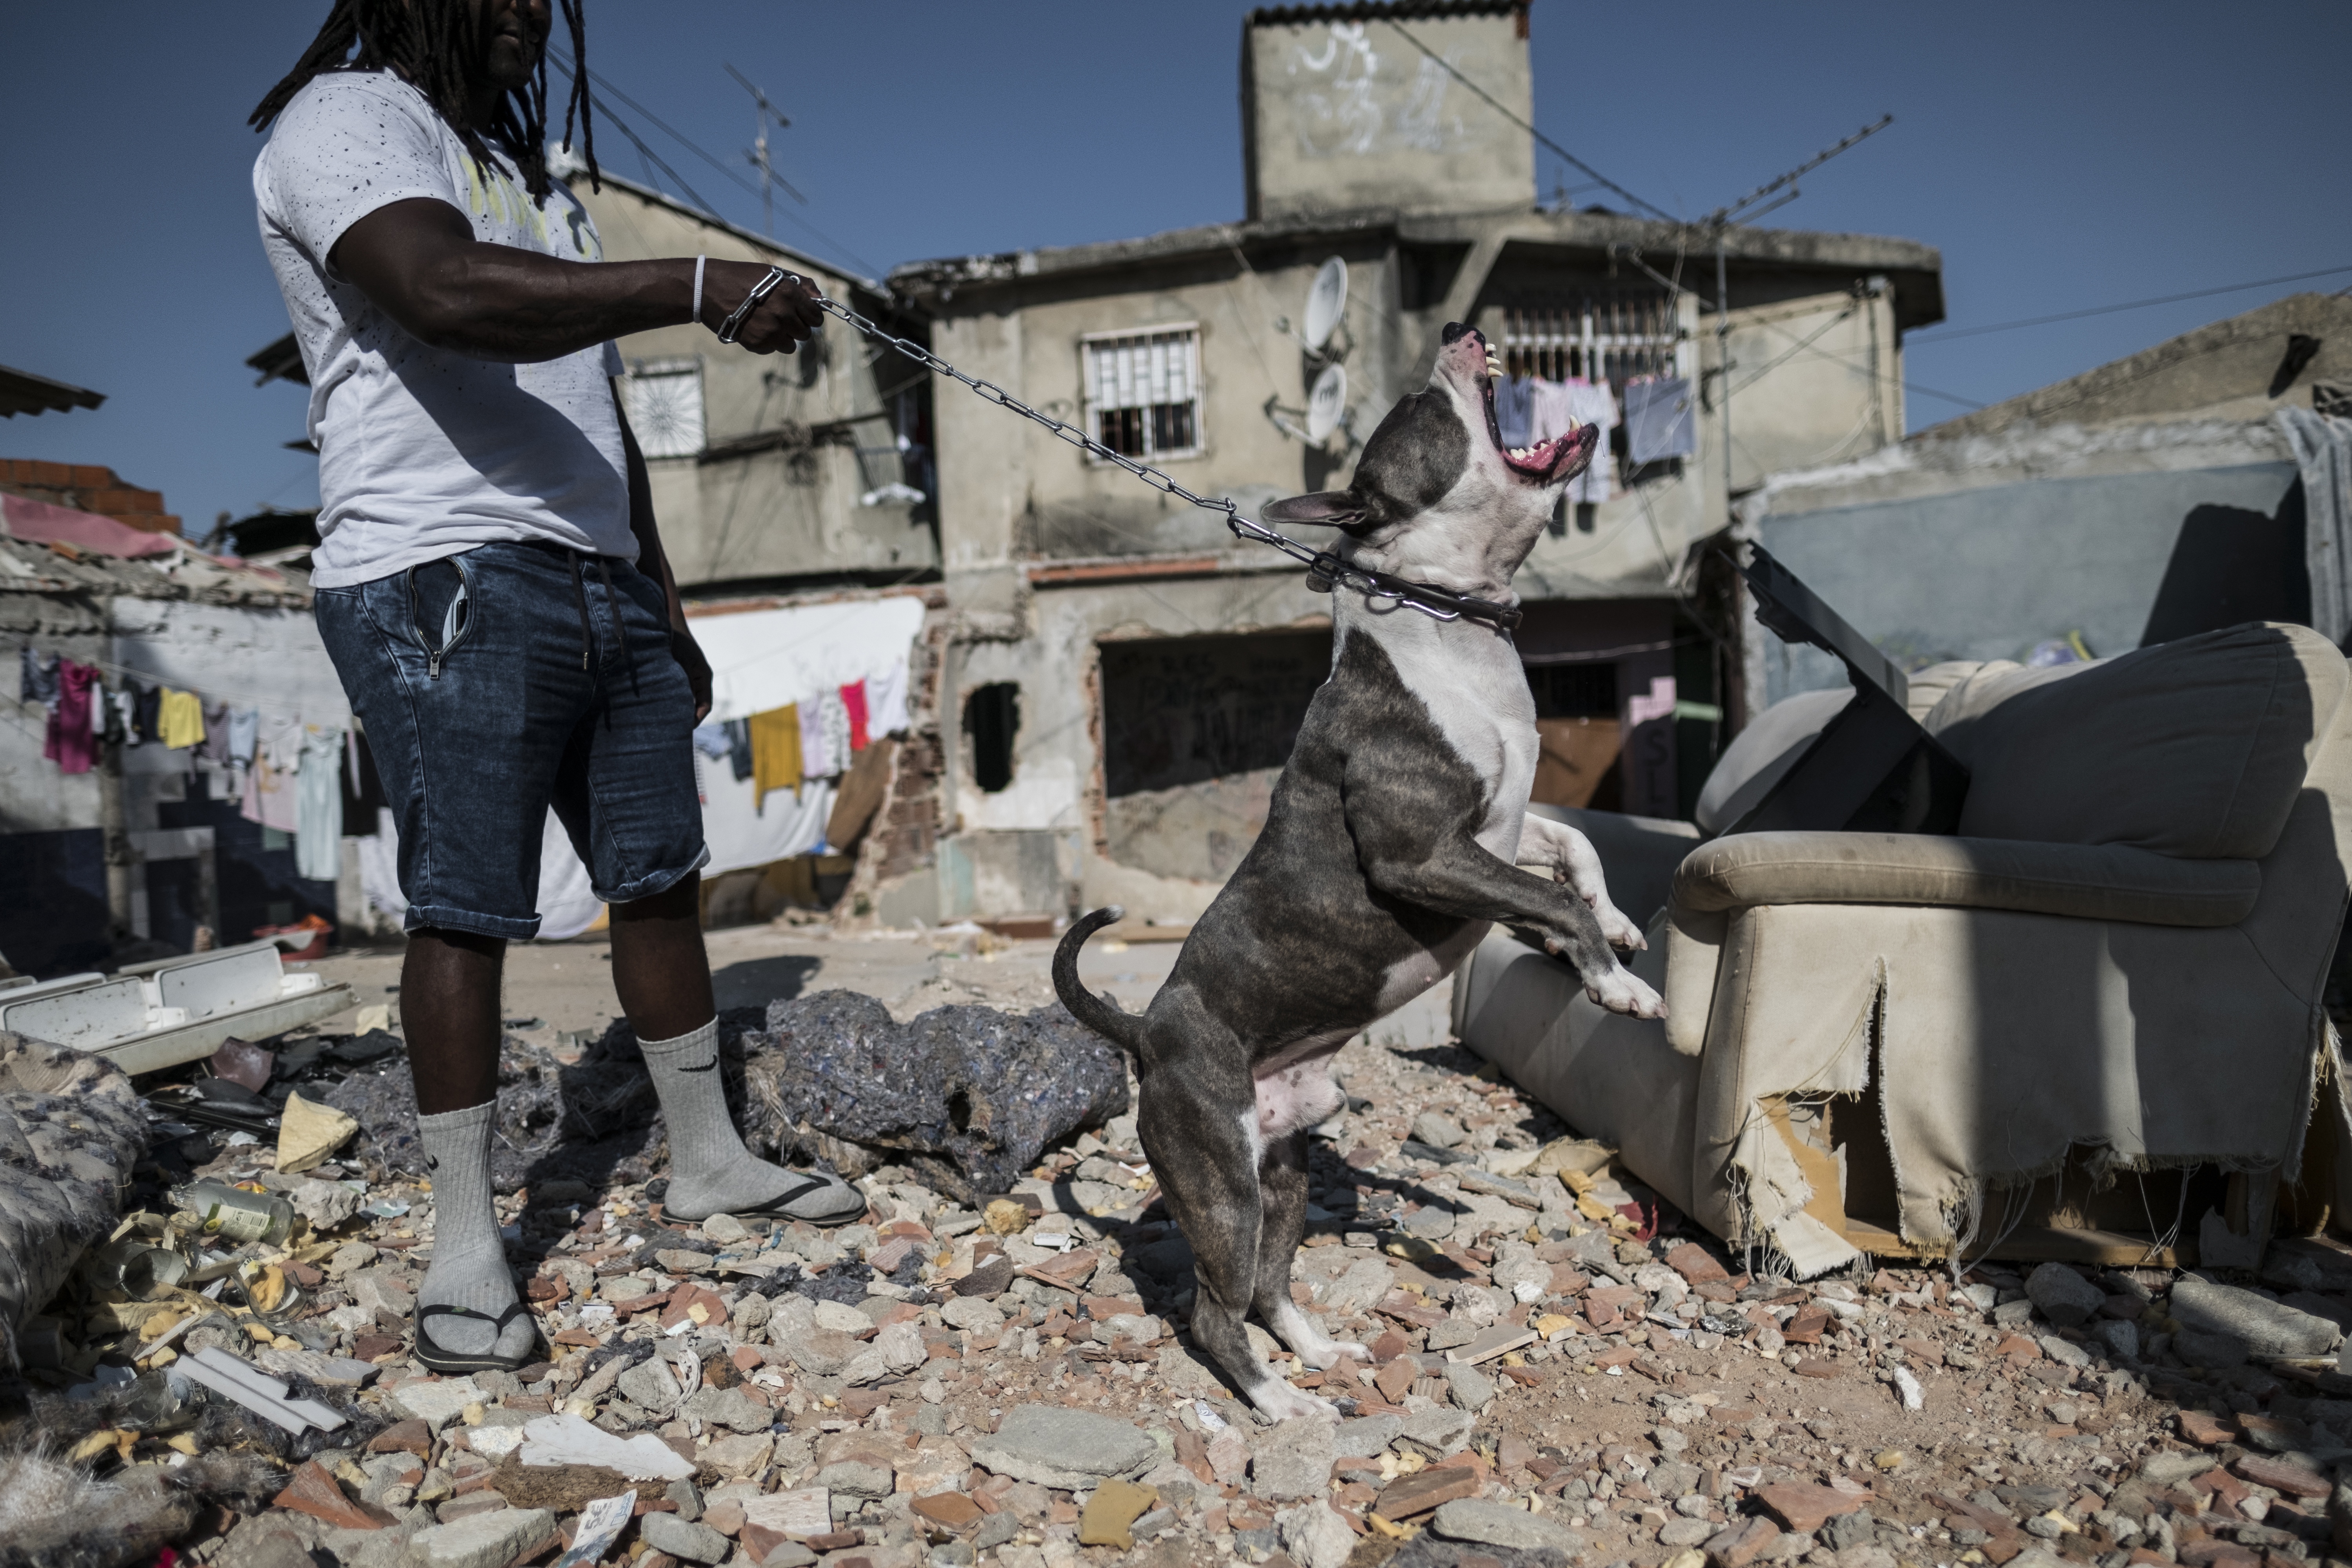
[1757,461,2308,705]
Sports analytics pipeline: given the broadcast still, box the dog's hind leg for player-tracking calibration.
[1255,1126,1369,1376]
[1136,1036,1331,1422]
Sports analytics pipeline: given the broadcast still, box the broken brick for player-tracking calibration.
[1782,1307,1830,1345]
[273,1460,396,1532]
[2235,1455,2328,1500]
[912,1493,985,1529]
[1757,1482,1871,1535]
[1372,1464,1485,1521]
[1665,1242,1730,1285]
[1793,1358,1840,1379]
[2178,1410,2238,1447]
[1705,1514,1781,1568]
[367,1419,433,1459]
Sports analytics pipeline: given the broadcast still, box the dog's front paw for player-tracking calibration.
[1596,903,1646,951]
[1585,963,1667,1020]
[1305,1338,1372,1370]
[1249,1381,1340,1422]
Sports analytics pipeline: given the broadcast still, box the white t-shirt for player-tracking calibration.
[254,70,634,587]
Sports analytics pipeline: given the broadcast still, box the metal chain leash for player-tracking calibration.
[784,282,1523,632]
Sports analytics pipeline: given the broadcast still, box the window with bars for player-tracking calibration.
[620,356,706,459]
[1082,327,1202,461]
[1499,293,1682,391]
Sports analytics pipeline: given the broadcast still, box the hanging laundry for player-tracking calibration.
[132,683,163,746]
[242,715,303,832]
[725,718,754,782]
[1528,378,1577,452]
[158,688,207,750]
[227,707,260,766]
[1625,375,1697,463]
[690,720,734,761]
[197,702,233,766]
[1564,378,1622,506]
[749,704,802,810]
[867,655,911,739]
[798,699,831,780]
[1494,373,1536,449]
[341,727,387,833]
[108,685,136,746]
[818,688,852,775]
[43,660,97,775]
[840,681,870,753]
[18,647,58,708]
[295,726,345,881]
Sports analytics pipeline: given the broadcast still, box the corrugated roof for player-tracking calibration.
[0,532,311,608]
[0,365,104,419]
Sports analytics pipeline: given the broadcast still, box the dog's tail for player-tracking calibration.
[1053,905,1145,1054]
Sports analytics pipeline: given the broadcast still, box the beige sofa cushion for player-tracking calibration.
[1924,623,2348,859]
[1671,830,2261,927]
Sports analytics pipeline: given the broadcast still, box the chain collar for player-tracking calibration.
[799,292,1523,633]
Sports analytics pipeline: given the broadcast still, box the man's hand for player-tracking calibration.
[698,261,825,356]
[331,197,824,363]
[672,624,714,725]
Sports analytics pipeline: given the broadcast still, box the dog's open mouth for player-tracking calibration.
[1473,332,1597,483]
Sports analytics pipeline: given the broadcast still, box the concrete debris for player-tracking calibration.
[2171,1271,2346,1357]
[19,942,2349,1568]
[2024,1261,2106,1327]
[742,991,1130,1202]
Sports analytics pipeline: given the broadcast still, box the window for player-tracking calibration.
[1082,327,1201,460]
[620,356,706,458]
[964,683,1020,793]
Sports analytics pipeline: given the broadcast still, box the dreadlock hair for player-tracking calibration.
[249,0,597,203]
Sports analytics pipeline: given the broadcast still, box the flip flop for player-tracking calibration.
[414,1300,539,1375]
[732,1169,867,1227]
[662,1169,867,1229]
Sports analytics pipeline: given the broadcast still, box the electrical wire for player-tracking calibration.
[547,47,887,281]
[1907,263,2352,344]
[1380,18,1675,223]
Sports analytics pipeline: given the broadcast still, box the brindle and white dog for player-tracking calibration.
[1053,321,1666,1420]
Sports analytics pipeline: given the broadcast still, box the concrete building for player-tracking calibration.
[874,0,1944,926]
[1740,291,2352,712]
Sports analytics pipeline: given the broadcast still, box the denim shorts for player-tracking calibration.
[314,540,708,939]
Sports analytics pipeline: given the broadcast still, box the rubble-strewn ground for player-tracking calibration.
[44,926,2352,1568]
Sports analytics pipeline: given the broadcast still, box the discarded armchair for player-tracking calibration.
[1457,622,2352,1275]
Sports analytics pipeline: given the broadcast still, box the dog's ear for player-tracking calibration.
[1260,490,1365,527]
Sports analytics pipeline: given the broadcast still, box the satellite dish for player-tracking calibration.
[1306,363,1347,442]
[1302,257,1348,352]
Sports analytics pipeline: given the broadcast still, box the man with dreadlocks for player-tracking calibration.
[251,0,863,1375]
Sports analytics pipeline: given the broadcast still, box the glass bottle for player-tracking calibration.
[169,1180,294,1247]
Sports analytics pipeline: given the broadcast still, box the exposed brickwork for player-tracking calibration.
[0,457,180,534]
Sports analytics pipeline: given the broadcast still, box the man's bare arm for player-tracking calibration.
[331,197,821,363]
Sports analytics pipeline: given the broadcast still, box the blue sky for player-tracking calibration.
[1,2,2345,537]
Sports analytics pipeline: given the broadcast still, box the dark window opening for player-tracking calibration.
[1100,630,1332,797]
[964,682,1020,793]
[1096,403,1196,459]
[1526,662,1618,719]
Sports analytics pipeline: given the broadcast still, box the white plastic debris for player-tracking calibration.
[553,1492,639,1568]
[517,1412,697,1481]
[171,1347,347,1435]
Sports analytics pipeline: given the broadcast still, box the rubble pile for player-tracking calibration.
[13,1014,2352,1568]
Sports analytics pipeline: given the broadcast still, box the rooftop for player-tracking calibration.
[889,204,1945,328]
[0,364,103,419]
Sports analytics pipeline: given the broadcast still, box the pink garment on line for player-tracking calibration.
[840,680,869,753]
[44,659,97,774]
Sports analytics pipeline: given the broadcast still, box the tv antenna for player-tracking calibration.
[723,63,805,234]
